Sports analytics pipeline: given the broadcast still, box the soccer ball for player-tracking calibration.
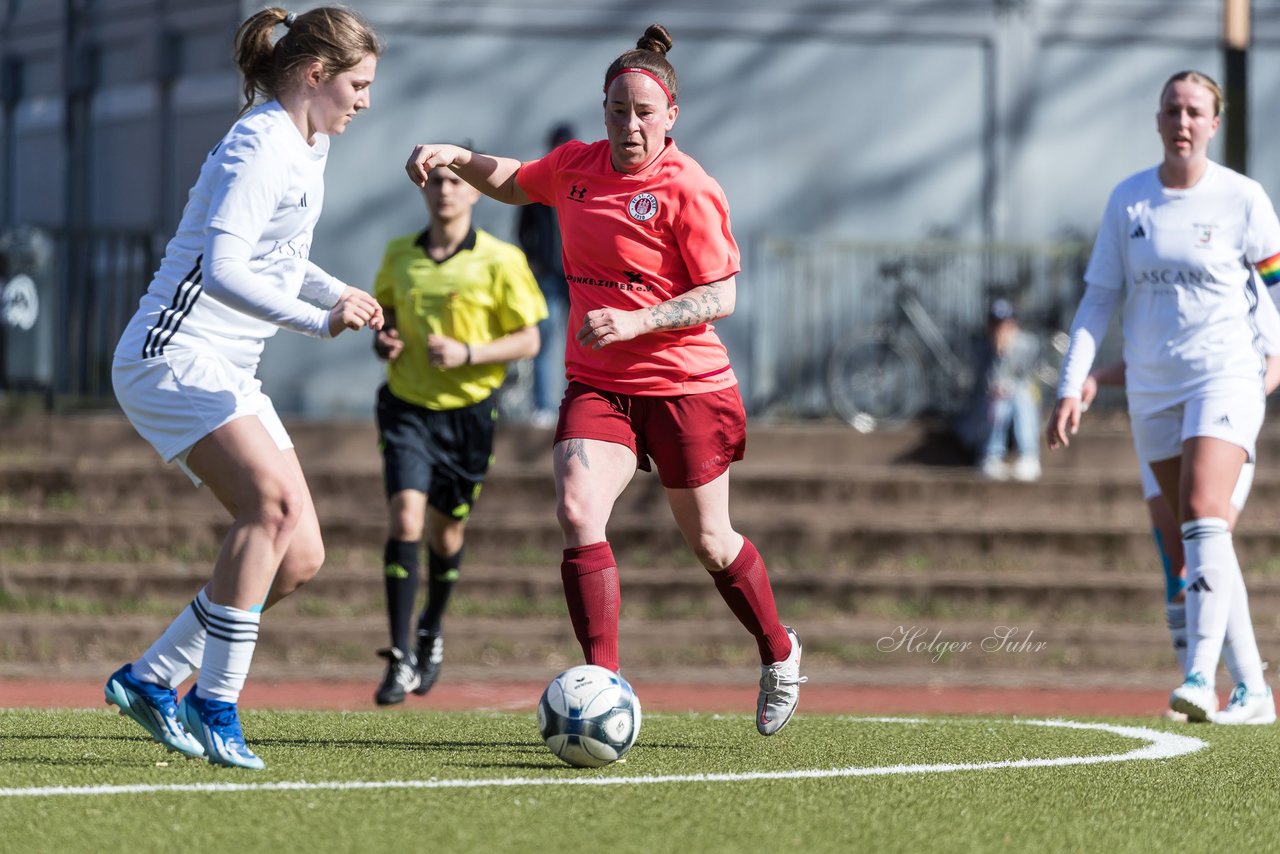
[537,664,641,768]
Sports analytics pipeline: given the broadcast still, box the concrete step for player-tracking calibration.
[0,613,1208,684]
[0,410,1150,471]
[4,561,1245,619]
[6,506,1280,571]
[0,457,1164,519]
[0,461,1170,532]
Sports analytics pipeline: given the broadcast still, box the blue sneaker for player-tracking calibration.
[104,663,205,758]
[1170,672,1217,722]
[177,689,266,770]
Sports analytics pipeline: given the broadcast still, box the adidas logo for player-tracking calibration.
[1130,224,1147,239]
[1216,413,1232,427]
[1188,577,1213,593]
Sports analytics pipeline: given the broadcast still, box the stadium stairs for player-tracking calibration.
[4,410,1280,694]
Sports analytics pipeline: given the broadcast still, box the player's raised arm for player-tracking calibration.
[404,143,530,206]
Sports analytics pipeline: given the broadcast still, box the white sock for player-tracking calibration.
[1182,517,1235,687]
[1171,600,1245,684]
[1224,566,1268,693]
[195,600,261,703]
[133,589,210,688]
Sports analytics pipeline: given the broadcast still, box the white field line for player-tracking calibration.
[0,717,1205,799]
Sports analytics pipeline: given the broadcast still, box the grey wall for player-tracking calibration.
[2,0,1278,413]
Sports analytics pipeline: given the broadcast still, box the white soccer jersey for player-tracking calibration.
[1073,162,1280,413]
[115,101,331,369]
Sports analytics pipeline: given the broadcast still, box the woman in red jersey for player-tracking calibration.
[404,24,804,735]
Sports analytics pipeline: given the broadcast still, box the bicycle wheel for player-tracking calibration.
[494,358,536,422]
[825,330,927,431]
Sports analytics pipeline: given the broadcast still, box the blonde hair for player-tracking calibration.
[233,6,381,116]
[1160,70,1224,116]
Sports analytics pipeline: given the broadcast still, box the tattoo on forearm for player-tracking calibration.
[648,283,724,330]
[563,439,590,469]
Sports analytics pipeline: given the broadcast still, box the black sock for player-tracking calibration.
[383,539,420,654]
[419,546,463,637]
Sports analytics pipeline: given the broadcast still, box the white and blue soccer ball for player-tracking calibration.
[537,664,641,768]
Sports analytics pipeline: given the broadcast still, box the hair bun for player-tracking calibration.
[636,23,672,55]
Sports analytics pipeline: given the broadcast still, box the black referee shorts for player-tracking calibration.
[375,384,497,520]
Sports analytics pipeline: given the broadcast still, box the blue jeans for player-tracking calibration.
[983,384,1040,461]
[533,280,567,413]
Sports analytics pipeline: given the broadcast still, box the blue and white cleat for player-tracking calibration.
[1169,672,1217,723]
[1212,684,1277,725]
[177,689,266,770]
[104,663,205,758]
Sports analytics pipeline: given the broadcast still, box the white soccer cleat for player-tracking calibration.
[756,626,807,736]
[1212,684,1276,725]
[1169,672,1217,722]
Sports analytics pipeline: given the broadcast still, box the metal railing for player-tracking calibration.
[7,230,1118,418]
[746,237,1108,419]
[0,226,159,405]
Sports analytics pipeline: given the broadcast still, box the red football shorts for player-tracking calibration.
[554,382,747,488]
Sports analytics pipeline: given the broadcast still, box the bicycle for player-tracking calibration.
[825,260,975,432]
[825,260,1069,432]
[494,357,538,423]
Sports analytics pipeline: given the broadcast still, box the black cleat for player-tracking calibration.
[374,647,421,706]
[412,632,443,697]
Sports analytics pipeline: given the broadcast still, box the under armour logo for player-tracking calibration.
[567,185,587,202]
[1130,224,1146,239]
[1187,577,1213,593]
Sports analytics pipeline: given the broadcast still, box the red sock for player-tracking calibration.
[560,542,620,672]
[711,538,791,665]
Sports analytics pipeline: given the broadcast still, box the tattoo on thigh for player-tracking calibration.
[563,439,590,469]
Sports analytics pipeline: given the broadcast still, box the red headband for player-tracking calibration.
[604,67,674,104]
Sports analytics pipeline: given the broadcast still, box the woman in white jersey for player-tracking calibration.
[1079,309,1280,724]
[1049,70,1280,725]
[103,7,382,769]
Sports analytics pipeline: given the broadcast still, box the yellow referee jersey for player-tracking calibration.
[374,228,548,410]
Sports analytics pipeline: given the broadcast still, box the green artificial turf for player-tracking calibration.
[1,708,1275,853]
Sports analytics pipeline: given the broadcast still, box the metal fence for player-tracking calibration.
[0,227,159,404]
[745,237,1111,420]
[6,229,1122,418]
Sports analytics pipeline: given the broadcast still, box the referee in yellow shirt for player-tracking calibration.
[372,162,547,705]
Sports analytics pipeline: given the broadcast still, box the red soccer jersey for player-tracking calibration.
[516,138,740,395]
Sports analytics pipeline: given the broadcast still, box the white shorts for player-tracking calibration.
[1139,459,1255,511]
[1129,389,1265,468]
[112,348,292,486]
